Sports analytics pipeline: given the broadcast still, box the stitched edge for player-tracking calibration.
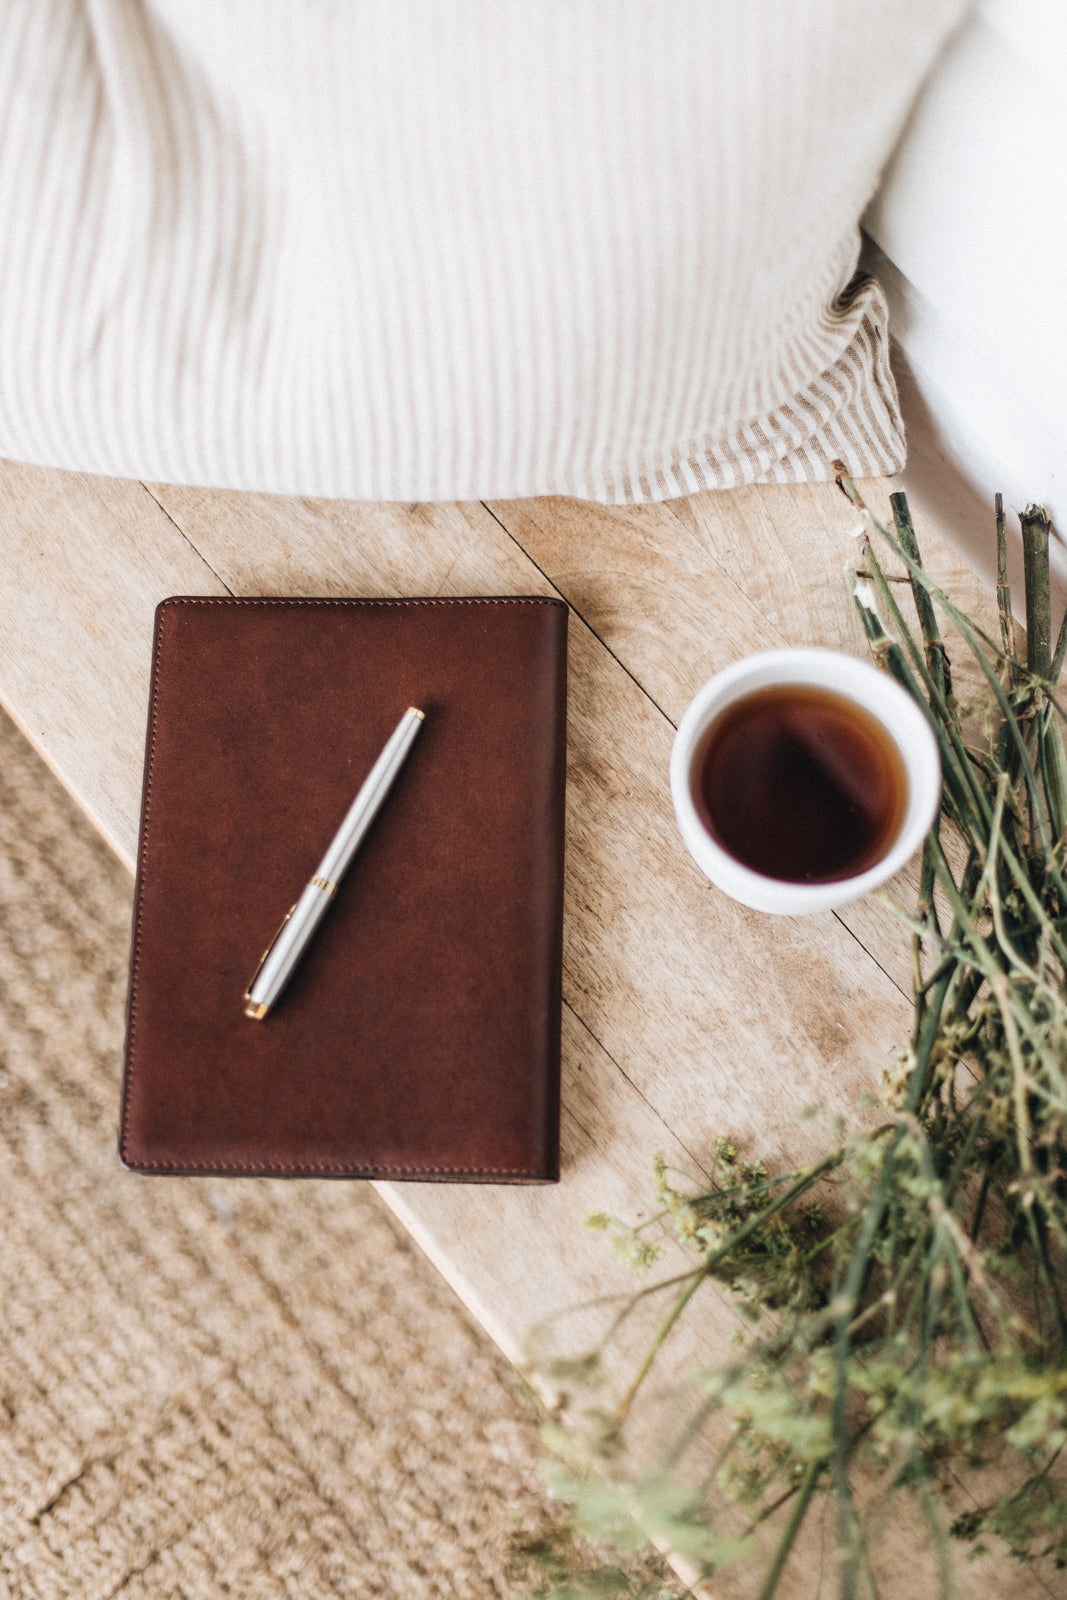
[153,595,566,608]
[122,1158,552,1178]
[119,598,170,1169]
[119,593,566,1179]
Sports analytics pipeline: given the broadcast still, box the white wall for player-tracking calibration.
[863,0,1067,593]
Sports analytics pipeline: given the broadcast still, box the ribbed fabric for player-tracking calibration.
[0,1,968,504]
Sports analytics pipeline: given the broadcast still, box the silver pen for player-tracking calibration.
[244,706,425,1019]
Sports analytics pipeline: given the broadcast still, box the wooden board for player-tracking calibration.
[0,456,1052,1598]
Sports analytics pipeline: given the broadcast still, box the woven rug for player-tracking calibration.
[0,708,680,1599]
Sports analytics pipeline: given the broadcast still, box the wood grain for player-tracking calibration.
[145,480,914,1175]
[0,458,1051,1597]
[487,481,1005,999]
[0,461,227,863]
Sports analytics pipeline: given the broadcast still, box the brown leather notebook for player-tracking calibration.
[120,595,568,1182]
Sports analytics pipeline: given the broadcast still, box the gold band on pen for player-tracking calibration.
[309,875,339,897]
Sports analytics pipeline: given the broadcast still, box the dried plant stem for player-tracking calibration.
[545,483,1067,1600]
[1022,504,1054,678]
[612,1269,705,1425]
[996,492,1017,681]
[754,1459,825,1600]
[891,489,947,700]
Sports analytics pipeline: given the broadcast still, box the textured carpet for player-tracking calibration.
[0,708,678,1600]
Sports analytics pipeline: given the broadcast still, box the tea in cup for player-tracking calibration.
[670,649,941,914]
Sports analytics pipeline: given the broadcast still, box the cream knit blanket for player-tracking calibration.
[0,1,967,503]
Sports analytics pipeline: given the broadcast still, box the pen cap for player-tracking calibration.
[317,707,425,884]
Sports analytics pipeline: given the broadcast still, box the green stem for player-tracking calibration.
[980,773,1042,983]
[891,490,948,702]
[1051,581,1067,685]
[829,1115,920,1597]
[613,1268,705,1423]
[1039,700,1067,842]
[754,1457,826,1600]
[928,834,1067,1069]
[996,491,1017,686]
[853,543,996,831]
[838,473,1009,673]
[862,489,1065,887]
[916,1481,956,1600]
[1021,504,1054,679]
[614,1143,862,1420]
[847,565,983,839]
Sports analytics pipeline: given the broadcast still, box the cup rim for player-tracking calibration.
[669,648,942,914]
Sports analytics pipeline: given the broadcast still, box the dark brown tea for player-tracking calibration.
[696,684,908,883]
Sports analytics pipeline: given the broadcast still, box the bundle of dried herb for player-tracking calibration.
[538,481,1067,1600]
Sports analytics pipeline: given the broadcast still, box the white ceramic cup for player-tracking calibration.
[669,648,942,914]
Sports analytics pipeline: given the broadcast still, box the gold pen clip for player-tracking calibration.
[243,902,297,1018]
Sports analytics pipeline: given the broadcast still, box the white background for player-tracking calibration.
[864,0,1067,589]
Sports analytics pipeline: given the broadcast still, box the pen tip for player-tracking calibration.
[408,707,426,721]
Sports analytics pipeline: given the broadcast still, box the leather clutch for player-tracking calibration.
[120,595,568,1182]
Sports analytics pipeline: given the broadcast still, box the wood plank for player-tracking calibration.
[0,461,228,866]
[0,467,920,1289]
[138,490,931,1600]
[141,486,519,604]
[147,481,913,1173]
[2,461,1052,1596]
